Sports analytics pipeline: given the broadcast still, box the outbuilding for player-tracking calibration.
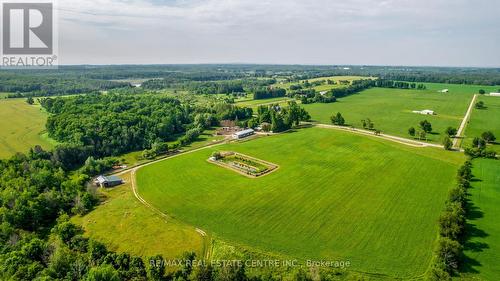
[490,92,500,96]
[95,175,123,188]
[439,89,449,93]
[233,129,255,139]
[412,109,435,115]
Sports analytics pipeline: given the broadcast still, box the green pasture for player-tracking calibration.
[461,159,500,280]
[303,85,482,143]
[464,95,500,153]
[0,98,56,158]
[137,127,464,278]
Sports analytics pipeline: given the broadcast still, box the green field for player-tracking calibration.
[464,95,500,153]
[461,159,500,280]
[0,98,56,158]
[72,172,205,260]
[278,75,372,92]
[137,127,464,278]
[302,84,495,143]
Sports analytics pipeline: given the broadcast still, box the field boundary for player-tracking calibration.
[314,123,444,148]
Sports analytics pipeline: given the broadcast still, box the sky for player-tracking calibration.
[55,0,500,67]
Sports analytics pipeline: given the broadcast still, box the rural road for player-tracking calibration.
[453,94,478,149]
[315,123,444,148]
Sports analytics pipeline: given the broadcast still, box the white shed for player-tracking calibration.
[490,92,500,96]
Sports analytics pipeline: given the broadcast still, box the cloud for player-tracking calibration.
[56,0,500,66]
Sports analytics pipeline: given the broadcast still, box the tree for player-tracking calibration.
[443,136,453,150]
[86,264,120,281]
[330,112,345,126]
[408,127,416,137]
[445,127,457,137]
[420,120,433,133]
[478,89,485,95]
[481,131,496,143]
[419,131,427,141]
[26,97,34,105]
[474,101,485,109]
[472,137,486,149]
[435,237,463,274]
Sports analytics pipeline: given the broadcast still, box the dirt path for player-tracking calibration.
[315,123,444,148]
[453,94,478,149]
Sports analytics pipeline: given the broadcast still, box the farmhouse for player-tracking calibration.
[233,129,255,139]
[490,92,500,96]
[412,109,435,115]
[95,175,123,188]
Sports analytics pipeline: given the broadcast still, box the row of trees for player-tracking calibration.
[427,162,473,280]
[374,80,426,90]
[253,87,287,100]
[408,120,433,140]
[465,131,497,158]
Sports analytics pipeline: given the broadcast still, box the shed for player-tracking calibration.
[440,89,449,93]
[233,129,255,139]
[95,175,123,188]
[490,92,500,96]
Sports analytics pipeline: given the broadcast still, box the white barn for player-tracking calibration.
[490,92,500,96]
[233,129,255,139]
[439,89,449,93]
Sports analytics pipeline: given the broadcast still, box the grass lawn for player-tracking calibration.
[72,171,205,260]
[463,95,500,153]
[0,98,56,158]
[461,159,500,280]
[303,85,482,143]
[136,127,464,278]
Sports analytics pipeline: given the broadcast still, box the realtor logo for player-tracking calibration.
[1,1,58,68]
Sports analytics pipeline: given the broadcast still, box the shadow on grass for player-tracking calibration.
[460,180,489,275]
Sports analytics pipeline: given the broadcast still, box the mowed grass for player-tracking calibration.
[0,98,56,158]
[464,96,500,153]
[72,171,205,260]
[462,159,500,280]
[303,85,480,143]
[137,127,464,278]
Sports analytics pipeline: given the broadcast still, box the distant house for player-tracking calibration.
[95,175,123,188]
[490,92,500,96]
[319,91,328,96]
[412,109,435,115]
[439,89,449,93]
[233,129,255,140]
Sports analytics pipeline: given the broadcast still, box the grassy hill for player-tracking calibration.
[136,127,465,278]
[0,98,56,158]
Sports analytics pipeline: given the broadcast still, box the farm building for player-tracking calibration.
[439,89,449,93]
[490,92,500,96]
[233,129,255,139]
[95,175,123,188]
[319,91,328,96]
[412,109,435,115]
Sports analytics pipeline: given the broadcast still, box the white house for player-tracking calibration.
[412,109,435,115]
[233,129,255,139]
[490,92,500,96]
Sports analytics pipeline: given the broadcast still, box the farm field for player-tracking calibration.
[463,95,500,153]
[303,85,483,143]
[461,159,500,280]
[278,75,372,91]
[136,127,465,278]
[72,171,205,260]
[0,98,56,158]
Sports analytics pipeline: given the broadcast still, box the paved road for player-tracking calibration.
[453,94,478,149]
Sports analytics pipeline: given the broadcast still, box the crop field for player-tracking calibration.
[464,95,500,153]
[0,98,56,158]
[136,127,464,278]
[72,171,205,260]
[462,159,500,280]
[302,84,486,143]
